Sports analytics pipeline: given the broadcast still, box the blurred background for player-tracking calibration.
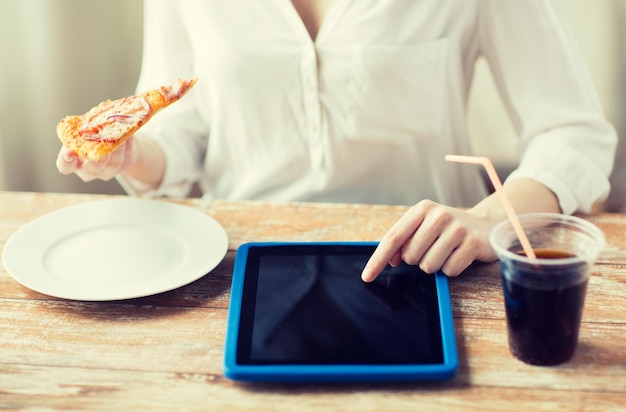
[0,0,624,210]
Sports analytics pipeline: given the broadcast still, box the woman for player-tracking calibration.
[57,0,617,280]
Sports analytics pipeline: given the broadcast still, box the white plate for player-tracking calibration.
[2,198,228,301]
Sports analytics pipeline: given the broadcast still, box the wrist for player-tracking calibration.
[469,177,561,222]
[124,134,166,187]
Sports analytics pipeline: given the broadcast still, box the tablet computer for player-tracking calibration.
[223,242,458,382]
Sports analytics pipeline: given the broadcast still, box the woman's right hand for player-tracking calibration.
[56,137,138,182]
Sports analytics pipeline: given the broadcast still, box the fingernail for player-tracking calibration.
[361,269,372,282]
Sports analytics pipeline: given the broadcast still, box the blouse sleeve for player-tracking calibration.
[118,0,208,198]
[477,0,617,213]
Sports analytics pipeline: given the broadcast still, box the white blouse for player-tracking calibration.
[127,0,617,213]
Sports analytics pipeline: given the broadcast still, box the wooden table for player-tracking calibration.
[1,191,624,411]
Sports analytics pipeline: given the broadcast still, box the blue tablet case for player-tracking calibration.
[224,242,458,382]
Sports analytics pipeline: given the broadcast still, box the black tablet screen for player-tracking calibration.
[236,245,444,365]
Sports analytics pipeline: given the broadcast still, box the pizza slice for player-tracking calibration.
[57,77,198,162]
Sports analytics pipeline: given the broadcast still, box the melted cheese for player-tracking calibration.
[159,79,188,103]
[79,96,151,142]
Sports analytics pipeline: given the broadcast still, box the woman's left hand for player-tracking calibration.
[361,199,499,281]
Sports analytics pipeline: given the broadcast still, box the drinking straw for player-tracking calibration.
[445,154,537,260]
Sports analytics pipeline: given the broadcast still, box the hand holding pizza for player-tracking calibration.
[56,138,137,182]
[55,78,197,182]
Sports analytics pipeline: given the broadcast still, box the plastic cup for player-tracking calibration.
[489,213,604,366]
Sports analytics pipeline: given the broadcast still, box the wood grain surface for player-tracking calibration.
[0,192,624,411]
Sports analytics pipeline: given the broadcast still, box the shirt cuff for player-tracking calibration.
[506,143,610,214]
